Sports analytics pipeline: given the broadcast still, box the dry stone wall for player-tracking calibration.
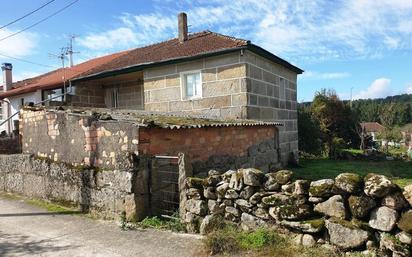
[0,154,144,220]
[183,169,412,256]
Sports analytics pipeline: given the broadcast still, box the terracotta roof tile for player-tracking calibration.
[0,51,128,98]
[77,31,249,78]
[0,30,301,99]
[360,122,386,132]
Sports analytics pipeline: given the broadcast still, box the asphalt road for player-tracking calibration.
[0,197,204,257]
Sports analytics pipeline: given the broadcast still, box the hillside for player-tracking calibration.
[300,93,412,127]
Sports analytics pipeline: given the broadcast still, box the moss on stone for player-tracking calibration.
[398,210,412,233]
[309,181,334,197]
[328,217,370,232]
[300,218,325,230]
[186,177,207,189]
[336,173,362,188]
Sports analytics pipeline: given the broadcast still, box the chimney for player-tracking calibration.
[1,63,12,92]
[178,12,188,43]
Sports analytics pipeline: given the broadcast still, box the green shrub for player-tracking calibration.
[136,212,185,232]
[238,229,278,249]
[204,224,240,254]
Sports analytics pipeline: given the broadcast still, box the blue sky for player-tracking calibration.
[0,0,411,101]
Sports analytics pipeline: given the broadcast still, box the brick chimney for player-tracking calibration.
[1,63,12,92]
[178,12,188,43]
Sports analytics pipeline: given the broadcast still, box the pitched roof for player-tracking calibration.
[76,31,303,81]
[0,30,303,99]
[0,51,129,98]
[360,122,386,132]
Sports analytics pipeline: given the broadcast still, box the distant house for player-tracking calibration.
[360,122,385,142]
[0,13,303,164]
[401,123,412,147]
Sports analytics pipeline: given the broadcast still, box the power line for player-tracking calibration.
[0,0,57,30]
[0,0,79,42]
[0,52,57,68]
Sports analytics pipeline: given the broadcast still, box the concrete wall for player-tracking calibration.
[143,52,248,119]
[242,50,299,165]
[0,154,145,220]
[139,125,280,176]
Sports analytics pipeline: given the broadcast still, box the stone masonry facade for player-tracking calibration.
[143,50,298,165]
[143,52,248,119]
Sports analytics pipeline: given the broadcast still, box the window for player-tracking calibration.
[106,88,119,108]
[42,88,64,104]
[181,71,202,99]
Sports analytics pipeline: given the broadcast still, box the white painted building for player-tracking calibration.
[1,63,42,134]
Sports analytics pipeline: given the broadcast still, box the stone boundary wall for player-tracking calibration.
[182,169,412,256]
[20,108,139,170]
[0,154,146,220]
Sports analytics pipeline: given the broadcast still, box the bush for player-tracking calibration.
[204,223,342,257]
[136,212,185,232]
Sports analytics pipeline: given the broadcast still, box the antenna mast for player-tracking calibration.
[67,34,76,67]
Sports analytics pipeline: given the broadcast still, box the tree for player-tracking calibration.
[298,107,322,155]
[377,126,403,152]
[310,89,355,158]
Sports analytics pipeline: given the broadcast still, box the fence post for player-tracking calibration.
[178,152,192,219]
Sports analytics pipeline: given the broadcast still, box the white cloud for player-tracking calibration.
[406,84,412,94]
[77,27,139,50]
[77,0,412,62]
[13,71,43,82]
[354,78,392,99]
[78,13,175,50]
[0,29,37,58]
[301,71,351,80]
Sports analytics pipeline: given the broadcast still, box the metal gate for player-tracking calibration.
[150,156,180,216]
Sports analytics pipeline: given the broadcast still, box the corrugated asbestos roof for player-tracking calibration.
[24,106,283,129]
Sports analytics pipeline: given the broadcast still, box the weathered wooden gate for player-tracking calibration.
[150,156,180,216]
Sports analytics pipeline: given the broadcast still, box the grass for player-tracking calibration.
[0,192,79,213]
[205,225,343,257]
[135,213,185,232]
[291,158,412,188]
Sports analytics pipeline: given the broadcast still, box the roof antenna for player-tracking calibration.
[60,34,79,67]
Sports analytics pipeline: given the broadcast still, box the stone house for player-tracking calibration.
[0,13,303,165]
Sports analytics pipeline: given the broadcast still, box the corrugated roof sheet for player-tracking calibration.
[24,106,283,129]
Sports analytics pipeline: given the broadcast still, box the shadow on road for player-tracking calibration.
[0,211,83,217]
[0,231,78,256]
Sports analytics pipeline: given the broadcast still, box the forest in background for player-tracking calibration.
[298,91,412,157]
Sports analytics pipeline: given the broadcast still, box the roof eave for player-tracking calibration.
[246,44,304,74]
[74,44,303,83]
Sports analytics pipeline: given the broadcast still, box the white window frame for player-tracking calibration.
[180,70,202,100]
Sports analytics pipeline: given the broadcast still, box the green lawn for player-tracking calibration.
[291,159,412,188]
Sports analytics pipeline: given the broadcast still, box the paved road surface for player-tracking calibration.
[0,197,204,257]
